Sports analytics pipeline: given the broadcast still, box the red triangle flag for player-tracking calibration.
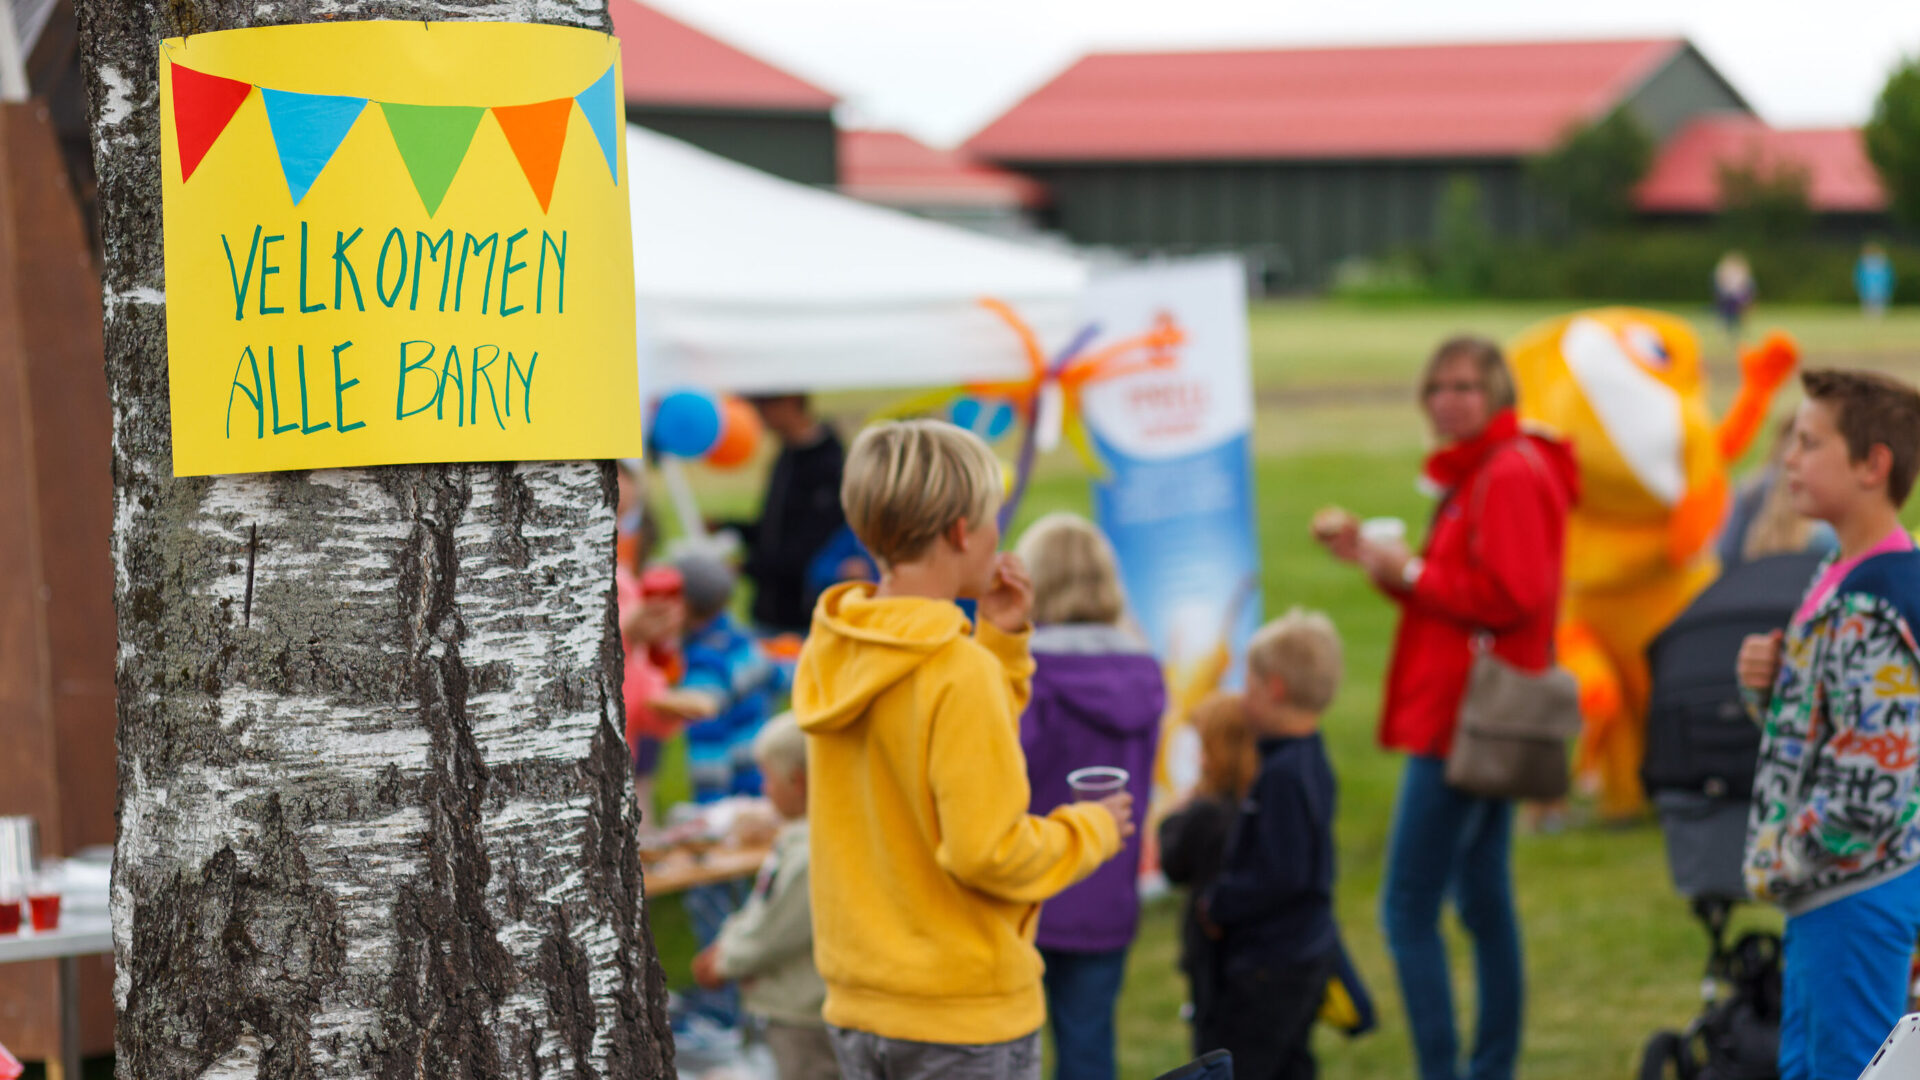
[492,98,573,213]
[172,62,255,183]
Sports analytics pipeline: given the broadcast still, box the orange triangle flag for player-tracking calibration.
[492,98,573,213]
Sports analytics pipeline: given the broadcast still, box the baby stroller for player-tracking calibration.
[1637,552,1820,1080]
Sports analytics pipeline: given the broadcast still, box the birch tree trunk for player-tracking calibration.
[72,2,674,1077]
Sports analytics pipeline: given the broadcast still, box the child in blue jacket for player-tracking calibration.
[674,552,785,802]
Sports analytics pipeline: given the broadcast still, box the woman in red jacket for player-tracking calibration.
[1316,336,1577,1080]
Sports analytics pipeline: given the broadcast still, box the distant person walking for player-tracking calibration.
[1856,243,1894,319]
[1715,251,1756,339]
[722,394,848,635]
[1314,336,1578,1080]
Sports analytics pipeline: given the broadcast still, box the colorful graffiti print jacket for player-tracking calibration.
[1745,550,1920,914]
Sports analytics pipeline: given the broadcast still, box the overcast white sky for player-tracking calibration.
[646,0,1920,148]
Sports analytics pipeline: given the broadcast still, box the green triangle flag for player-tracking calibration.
[380,102,486,216]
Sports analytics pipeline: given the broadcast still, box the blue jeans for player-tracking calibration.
[681,880,749,1028]
[1381,756,1522,1080]
[1779,868,1920,1080]
[1040,946,1129,1080]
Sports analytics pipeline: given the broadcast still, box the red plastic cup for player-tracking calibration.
[27,892,59,933]
[0,899,20,936]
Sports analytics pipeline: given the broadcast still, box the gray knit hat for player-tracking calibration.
[672,552,737,621]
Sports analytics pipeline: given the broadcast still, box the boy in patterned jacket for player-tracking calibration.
[674,552,786,803]
[1739,368,1920,1080]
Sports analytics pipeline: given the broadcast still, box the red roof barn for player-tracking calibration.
[967,38,1706,163]
[966,38,1770,285]
[611,1,841,185]
[1636,114,1887,216]
[838,129,1044,231]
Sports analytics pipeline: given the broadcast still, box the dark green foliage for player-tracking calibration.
[1717,153,1815,243]
[1336,230,1919,305]
[1866,56,1920,229]
[1531,108,1657,230]
[1433,175,1496,296]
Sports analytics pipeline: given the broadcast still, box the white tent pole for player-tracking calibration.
[657,456,708,543]
[0,0,28,103]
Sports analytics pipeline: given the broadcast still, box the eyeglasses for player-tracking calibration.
[1423,380,1485,399]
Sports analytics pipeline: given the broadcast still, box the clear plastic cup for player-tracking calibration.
[26,872,59,933]
[1067,767,1130,799]
[1360,517,1407,545]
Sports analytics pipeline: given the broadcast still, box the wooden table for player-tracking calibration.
[642,846,769,897]
[0,912,110,1080]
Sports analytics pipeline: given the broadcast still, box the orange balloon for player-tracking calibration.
[705,396,763,468]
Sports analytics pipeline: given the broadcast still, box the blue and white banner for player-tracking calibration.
[1077,256,1260,798]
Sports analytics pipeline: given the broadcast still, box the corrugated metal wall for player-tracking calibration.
[1029,159,1552,288]
[629,107,839,187]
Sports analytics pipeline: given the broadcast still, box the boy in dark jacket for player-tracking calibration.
[1199,609,1345,1080]
[1738,369,1920,1080]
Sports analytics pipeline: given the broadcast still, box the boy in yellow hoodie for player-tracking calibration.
[793,419,1134,1080]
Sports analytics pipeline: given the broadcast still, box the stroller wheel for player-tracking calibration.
[1640,1030,1692,1080]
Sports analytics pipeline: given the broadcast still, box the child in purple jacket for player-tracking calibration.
[1016,514,1167,1080]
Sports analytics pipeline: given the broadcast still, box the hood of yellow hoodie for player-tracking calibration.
[794,583,971,733]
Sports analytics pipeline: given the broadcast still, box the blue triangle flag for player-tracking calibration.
[574,65,621,182]
[260,88,369,204]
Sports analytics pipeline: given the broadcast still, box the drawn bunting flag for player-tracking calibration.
[158,21,641,476]
[169,53,618,212]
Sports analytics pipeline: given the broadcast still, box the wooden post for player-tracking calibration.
[0,96,116,1073]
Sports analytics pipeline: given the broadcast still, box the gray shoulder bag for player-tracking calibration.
[1444,636,1583,800]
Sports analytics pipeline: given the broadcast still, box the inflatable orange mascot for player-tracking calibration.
[1509,309,1798,819]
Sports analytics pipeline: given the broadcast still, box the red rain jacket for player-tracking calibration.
[1379,412,1579,758]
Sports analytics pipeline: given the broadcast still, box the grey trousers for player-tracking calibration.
[827,1025,1042,1080]
[765,1021,841,1080]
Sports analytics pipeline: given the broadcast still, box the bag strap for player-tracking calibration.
[1465,436,1558,664]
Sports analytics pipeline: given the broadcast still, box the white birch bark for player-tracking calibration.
[72,2,673,1077]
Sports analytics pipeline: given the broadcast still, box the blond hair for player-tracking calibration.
[1743,476,1816,561]
[843,420,1002,566]
[1731,417,1815,560]
[1192,692,1259,801]
[1016,513,1126,626]
[752,712,806,781]
[1246,608,1344,714]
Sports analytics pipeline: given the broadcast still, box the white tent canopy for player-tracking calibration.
[628,124,1090,395]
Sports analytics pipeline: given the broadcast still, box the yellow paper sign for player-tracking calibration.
[159,21,642,476]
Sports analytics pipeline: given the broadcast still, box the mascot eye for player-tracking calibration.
[1623,324,1672,370]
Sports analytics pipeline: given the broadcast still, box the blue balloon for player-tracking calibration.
[949,396,1015,441]
[654,390,722,457]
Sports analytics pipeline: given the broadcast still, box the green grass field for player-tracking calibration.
[650,299,1920,1080]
